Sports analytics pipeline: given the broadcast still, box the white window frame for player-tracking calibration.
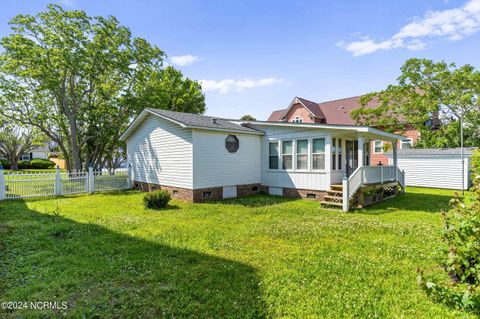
[296,139,309,171]
[281,140,293,170]
[373,140,383,154]
[292,116,303,123]
[311,137,326,171]
[268,140,280,170]
[400,138,413,149]
[21,153,31,161]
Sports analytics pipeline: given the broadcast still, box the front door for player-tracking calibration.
[345,140,359,177]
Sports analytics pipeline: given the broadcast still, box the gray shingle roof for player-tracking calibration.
[146,108,263,134]
[387,147,477,156]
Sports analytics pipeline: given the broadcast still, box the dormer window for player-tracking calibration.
[293,116,303,123]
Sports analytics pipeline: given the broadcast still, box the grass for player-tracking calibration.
[0,187,475,318]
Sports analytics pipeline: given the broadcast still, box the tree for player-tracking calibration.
[0,122,47,170]
[240,115,256,121]
[351,59,480,148]
[0,5,205,171]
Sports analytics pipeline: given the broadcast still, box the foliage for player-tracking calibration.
[0,121,47,170]
[351,59,480,148]
[240,115,256,121]
[472,149,480,178]
[418,172,480,312]
[17,160,30,169]
[0,159,11,169]
[0,187,474,318]
[0,4,205,171]
[143,190,171,209]
[29,158,56,169]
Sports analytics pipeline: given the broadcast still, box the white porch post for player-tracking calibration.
[357,136,364,168]
[393,142,398,181]
[342,174,349,212]
[325,135,332,184]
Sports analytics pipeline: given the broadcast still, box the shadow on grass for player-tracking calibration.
[212,194,296,207]
[0,200,265,318]
[357,191,453,214]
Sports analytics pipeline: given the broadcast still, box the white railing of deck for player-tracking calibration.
[0,165,132,200]
[342,165,405,212]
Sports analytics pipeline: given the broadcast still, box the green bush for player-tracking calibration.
[143,190,171,209]
[472,149,480,179]
[0,159,11,169]
[29,159,55,169]
[18,160,30,169]
[418,172,480,311]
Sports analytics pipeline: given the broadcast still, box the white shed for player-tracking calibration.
[387,147,476,190]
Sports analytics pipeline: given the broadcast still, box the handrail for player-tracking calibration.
[343,165,404,212]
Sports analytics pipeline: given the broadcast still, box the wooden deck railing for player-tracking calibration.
[342,165,405,212]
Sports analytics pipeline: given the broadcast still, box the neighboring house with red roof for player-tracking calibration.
[267,96,420,165]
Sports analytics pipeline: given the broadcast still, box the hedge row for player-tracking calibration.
[0,158,56,170]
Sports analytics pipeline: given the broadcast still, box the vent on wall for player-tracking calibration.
[306,193,316,199]
[203,191,212,199]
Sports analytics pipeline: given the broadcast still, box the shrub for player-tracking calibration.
[472,149,480,178]
[418,172,480,311]
[143,190,171,209]
[18,160,30,169]
[0,159,11,169]
[30,159,55,169]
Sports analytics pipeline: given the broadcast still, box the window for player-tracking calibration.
[296,139,308,170]
[269,141,279,169]
[364,142,370,166]
[282,141,293,169]
[331,138,337,170]
[401,138,413,149]
[21,153,31,161]
[312,138,325,170]
[338,139,342,170]
[374,140,383,154]
[225,135,239,153]
[292,116,303,123]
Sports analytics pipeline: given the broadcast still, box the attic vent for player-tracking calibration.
[212,118,218,124]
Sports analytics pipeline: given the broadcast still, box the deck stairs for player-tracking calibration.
[321,184,344,208]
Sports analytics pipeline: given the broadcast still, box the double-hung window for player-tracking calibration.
[296,139,308,170]
[332,138,337,170]
[269,141,279,169]
[374,140,383,154]
[282,141,293,169]
[401,138,413,149]
[312,138,325,170]
[337,139,342,170]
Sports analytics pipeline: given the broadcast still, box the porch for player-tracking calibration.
[323,134,405,211]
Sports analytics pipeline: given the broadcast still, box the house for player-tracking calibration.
[120,109,406,211]
[20,146,49,161]
[267,96,420,166]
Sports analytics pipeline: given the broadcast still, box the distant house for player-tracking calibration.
[267,96,420,166]
[120,109,405,210]
[20,146,49,161]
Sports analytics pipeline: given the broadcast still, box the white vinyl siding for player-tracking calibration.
[126,114,193,189]
[390,154,471,190]
[192,130,261,189]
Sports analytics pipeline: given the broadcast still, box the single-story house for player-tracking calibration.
[387,147,477,190]
[120,109,406,211]
[20,146,49,161]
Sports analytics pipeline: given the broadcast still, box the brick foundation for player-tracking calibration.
[282,188,327,201]
[133,181,261,203]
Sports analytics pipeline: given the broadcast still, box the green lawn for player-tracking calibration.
[0,187,475,318]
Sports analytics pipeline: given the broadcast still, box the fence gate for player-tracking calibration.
[0,165,132,201]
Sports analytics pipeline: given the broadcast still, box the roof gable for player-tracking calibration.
[279,97,325,121]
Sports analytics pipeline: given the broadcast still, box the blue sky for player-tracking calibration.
[1,0,479,120]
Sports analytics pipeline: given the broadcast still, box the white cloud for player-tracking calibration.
[339,0,480,56]
[199,77,285,94]
[169,54,200,67]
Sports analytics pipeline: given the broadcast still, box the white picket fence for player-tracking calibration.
[0,166,132,200]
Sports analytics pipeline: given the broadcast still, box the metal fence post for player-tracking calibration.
[54,165,62,196]
[127,164,132,189]
[0,164,4,201]
[88,166,94,194]
[380,165,384,184]
[342,174,349,212]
